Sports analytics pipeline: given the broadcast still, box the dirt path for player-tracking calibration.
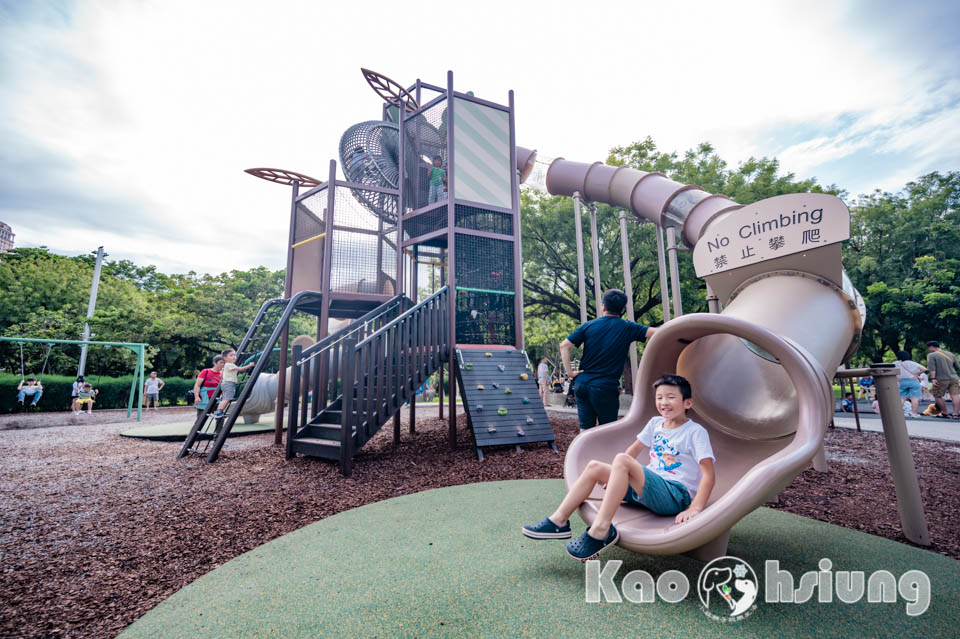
[0,411,956,638]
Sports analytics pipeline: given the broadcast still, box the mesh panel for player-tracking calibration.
[294,189,327,245]
[455,204,513,235]
[455,233,514,292]
[455,289,515,345]
[403,205,447,241]
[403,99,448,213]
[330,185,398,294]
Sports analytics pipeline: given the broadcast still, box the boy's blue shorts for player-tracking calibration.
[623,466,692,516]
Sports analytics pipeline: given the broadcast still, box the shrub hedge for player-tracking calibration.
[0,373,197,413]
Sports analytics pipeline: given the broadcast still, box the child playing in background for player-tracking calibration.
[427,156,446,204]
[840,392,855,413]
[16,377,43,409]
[75,383,98,415]
[71,375,85,413]
[213,349,255,419]
[522,374,715,561]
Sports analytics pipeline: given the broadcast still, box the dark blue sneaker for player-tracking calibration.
[213,410,226,419]
[522,516,572,539]
[566,524,619,561]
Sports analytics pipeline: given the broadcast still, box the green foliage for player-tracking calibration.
[0,248,289,379]
[0,373,196,413]
[843,172,960,362]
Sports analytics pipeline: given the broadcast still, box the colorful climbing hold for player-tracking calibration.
[476,384,485,390]
[497,364,505,372]
[484,352,493,357]
[492,383,500,389]
[519,373,528,380]
[476,404,483,411]
[516,428,526,437]
[526,416,535,425]
[497,407,508,416]
[464,363,473,370]
[487,425,497,433]
[504,388,512,395]
[522,397,531,404]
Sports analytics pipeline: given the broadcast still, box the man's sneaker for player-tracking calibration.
[566,524,619,562]
[522,516,572,539]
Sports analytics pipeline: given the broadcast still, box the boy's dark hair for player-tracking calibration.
[602,289,628,317]
[76,375,84,382]
[26,377,36,382]
[433,155,442,162]
[83,383,92,388]
[221,349,235,357]
[845,392,853,398]
[896,350,911,361]
[652,374,692,400]
[213,355,224,365]
[926,340,940,348]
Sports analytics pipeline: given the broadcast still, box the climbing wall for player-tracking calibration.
[455,349,556,460]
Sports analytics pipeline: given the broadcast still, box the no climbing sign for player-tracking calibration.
[692,193,850,277]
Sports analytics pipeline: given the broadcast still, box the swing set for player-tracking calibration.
[0,337,149,421]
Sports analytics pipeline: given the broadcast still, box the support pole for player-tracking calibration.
[665,226,683,318]
[572,192,588,324]
[656,226,671,322]
[275,180,300,445]
[706,283,720,314]
[446,70,457,448]
[78,246,106,378]
[589,203,602,318]
[618,211,638,381]
[870,365,930,546]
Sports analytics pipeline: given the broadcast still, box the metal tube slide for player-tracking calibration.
[545,158,739,245]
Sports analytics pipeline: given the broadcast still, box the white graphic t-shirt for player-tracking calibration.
[145,378,162,393]
[637,417,715,497]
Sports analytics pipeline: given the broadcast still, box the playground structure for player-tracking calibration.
[0,336,148,420]
[180,70,551,470]
[175,66,929,561]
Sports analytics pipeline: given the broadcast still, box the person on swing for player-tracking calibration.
[17,377,43,409]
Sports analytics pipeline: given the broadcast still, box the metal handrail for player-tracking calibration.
[297,294,407,364]
[356,286,449,349]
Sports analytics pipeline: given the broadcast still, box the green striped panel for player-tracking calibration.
[453,98,512,209]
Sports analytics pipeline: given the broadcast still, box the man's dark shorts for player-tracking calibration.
[574,380,619,430]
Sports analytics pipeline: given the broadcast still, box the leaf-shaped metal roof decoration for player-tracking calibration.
[360,68,419,112]
[244,168,322,188]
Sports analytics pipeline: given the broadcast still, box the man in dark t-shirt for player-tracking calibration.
[560,289,657,430]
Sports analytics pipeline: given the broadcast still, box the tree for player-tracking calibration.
[843,172,960,361]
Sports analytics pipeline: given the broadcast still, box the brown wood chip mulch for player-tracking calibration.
[0,409,957,639]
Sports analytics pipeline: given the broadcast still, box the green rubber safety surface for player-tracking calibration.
[120,480,959,638]
[119,415,278,441]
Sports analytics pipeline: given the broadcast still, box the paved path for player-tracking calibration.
[546,403,960,443]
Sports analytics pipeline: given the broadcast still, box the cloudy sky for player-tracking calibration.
[2,0,958,274]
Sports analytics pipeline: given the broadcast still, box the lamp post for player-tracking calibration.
[78,246,107,378]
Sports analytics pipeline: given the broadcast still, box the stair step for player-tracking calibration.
[294,436,341,448]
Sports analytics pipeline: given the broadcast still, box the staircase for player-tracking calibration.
[178,291,408,463]
[287,286,449,475]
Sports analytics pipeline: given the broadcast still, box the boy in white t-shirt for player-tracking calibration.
[522,374,716,561]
